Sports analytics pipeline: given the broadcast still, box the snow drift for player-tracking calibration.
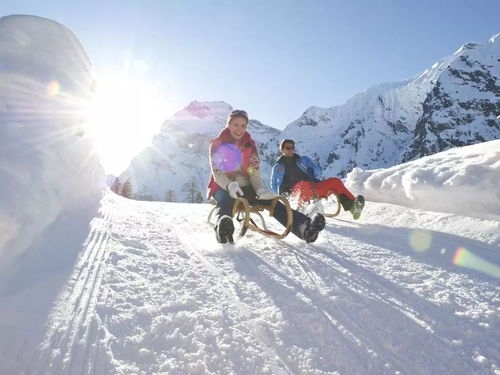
[346,139,500,221]
[0,15,103,270]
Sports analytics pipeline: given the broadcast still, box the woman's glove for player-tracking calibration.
[256,188,276,200]
[227,181,244,199]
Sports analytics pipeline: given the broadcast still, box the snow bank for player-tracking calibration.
[0,15,103,269]
[346,139,500,220]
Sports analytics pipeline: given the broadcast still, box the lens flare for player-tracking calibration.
[452,247,500,279]
[409,229,433,252]
[46,80,60,96]
[213,143,242,172]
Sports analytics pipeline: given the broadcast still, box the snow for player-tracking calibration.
[0,15,104,272]
[345,139,500,221]
[1,13,499,375]
[1,141,499,374]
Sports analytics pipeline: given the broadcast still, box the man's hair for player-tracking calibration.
[227,109,249,124]
[280,139,295,150]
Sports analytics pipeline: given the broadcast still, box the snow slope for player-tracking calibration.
[1,141,499,375]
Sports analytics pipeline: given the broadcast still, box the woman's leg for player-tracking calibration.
[213,189,235,220]
[213,189,235,243]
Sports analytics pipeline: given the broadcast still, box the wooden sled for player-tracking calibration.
[293,189,341,218]
[207,196,293,240]
[321,191,341,218]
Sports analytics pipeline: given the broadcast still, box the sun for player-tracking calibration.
[86,73,171,174]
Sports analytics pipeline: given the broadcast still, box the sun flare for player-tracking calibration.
[86,73,170,174]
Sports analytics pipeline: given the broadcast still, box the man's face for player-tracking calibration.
[281,143,295,157]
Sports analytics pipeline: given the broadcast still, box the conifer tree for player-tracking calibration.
[110,177,121,194]
[182,177,201,203]
[195,191,204,203]
[164,189,176,202]
[121,180,133,199]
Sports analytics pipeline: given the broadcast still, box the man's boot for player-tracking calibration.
[349,195,365,220]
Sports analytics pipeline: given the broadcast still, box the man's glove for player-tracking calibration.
[227,181,244,199]
[256,188,276,200]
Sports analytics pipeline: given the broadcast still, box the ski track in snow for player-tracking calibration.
[25,193,500,374]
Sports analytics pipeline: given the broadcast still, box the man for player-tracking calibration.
[271,139,365,220]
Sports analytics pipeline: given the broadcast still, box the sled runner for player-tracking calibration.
[208,196,293,239]
[315,191,341,218]
[291,185,342,218]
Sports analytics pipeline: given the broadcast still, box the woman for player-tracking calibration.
[207,109,325,244]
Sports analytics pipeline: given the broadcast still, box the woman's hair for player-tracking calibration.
[227,109,249,124]
[280,139,295,150]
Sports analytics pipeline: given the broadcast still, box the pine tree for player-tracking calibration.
[121,179,133,199]
[137,187,154,201]
[110,177,121,194]
[195,191,204,203]
[164,189,176,202]
[182,177,201,203]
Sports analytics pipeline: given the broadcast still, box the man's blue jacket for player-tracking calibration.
[271,154,321,194]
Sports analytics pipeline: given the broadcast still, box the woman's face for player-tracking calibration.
[227,116,248,140]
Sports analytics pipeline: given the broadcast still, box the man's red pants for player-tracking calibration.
[291,178,355,203]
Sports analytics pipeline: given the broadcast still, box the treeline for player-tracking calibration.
[110,177,205,203]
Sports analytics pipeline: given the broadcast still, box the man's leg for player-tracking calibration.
[315,178,365,219]
[315,178,355,210]
[291,181,315,205]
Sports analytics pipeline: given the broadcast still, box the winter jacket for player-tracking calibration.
[207,128,265,199]
[271,154,321,194]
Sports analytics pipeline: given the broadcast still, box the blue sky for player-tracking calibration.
[2,1,499,173]
[4,0,499,128]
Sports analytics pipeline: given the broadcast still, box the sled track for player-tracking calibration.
[170,215,296,375]
[33,209,113,375]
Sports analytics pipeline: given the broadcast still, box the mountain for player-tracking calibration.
[401,34,500,161]
[283,33,500,178]
[121,34,499,201]
[119,101,280,201]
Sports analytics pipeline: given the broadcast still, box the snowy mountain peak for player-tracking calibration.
[488,32,500,44]
[182,100,233,120]
[454,42,480,54]
[453,32,500,56]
